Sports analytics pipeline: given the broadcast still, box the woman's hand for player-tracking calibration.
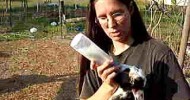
[90,60,119,87]
[87,60,120,100]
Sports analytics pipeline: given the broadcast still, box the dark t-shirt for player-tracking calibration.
[80,39,190,100]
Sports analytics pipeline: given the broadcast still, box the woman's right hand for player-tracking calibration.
[90,60,119,87]
[85,60,120,100]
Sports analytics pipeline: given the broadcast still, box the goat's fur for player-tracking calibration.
[110,65,146,100]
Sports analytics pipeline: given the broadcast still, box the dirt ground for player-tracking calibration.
[0,36,189,100]
[0,37,79,100]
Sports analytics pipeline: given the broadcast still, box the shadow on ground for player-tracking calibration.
[0,73,78,99]
[55,75,78,100]
[0,51,12,58]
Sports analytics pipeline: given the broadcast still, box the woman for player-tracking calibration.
[78,0,190,99]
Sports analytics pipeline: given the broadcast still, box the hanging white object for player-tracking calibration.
[51,22,57,26]
[163,0,189,6]
[30,27,37,33]
[176,0,189,6]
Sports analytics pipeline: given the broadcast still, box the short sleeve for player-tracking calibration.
[156,50,190,100]
[79,70,101,99]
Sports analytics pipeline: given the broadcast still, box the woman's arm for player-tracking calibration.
[80,61,119,100]
[86,82,118,100]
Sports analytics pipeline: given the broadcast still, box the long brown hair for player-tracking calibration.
[78,0,151,95]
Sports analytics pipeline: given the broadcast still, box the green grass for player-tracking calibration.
[0,32,32,41]
[139,7,183,54]
[0,0,88,9]
[0,0,88,41]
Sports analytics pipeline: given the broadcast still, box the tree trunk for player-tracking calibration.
[178,2,190,69]
[36,1,39,13]
[23,0,28,13]
[5,0,8,13]
[58,0,65,38]
[21,0,28,22]
[9,0,12,27]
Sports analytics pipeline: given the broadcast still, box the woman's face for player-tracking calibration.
[94,0,132,43]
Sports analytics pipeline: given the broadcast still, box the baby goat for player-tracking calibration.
[110,65,146,100]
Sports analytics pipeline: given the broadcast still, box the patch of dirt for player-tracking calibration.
[0,37,79,100]
[0,36,189,100]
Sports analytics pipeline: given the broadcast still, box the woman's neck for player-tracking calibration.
[112,36,134,55]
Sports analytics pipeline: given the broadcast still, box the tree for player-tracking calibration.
[9,0,12,27]
[178,3,190,68]
[5,0,8,13]
[21,0,28,22]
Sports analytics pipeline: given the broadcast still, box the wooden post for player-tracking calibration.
[5,0,8,13]
[36,0,39,13]
[178,1,190,69]
[9,0,12,27]
[59,0,65,39]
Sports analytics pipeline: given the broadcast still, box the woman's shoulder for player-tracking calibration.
[144,38,172,54]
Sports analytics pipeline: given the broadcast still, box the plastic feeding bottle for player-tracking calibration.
[70,33,112,65]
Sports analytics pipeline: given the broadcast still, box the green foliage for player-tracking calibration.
[184,69,190,77]
[136,0,147,10]
[171,0,176,5]
[12,16,51,32]
[0,16,62,41]
[0,32,31,41]
[66,21,85,33]
[64,0,88,6]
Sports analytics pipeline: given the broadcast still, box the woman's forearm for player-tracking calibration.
[85,82,117,100]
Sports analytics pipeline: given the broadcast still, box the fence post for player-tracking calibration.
[9,0,12,27]
[178,0,190,69]
[59,0,65,38]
